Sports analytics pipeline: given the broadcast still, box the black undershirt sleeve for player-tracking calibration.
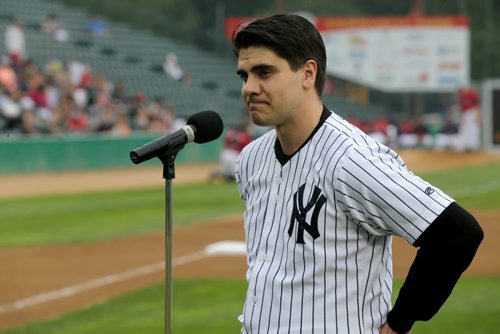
[386,202,484,332]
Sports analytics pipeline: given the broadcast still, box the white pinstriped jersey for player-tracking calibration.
[235,108,454,334]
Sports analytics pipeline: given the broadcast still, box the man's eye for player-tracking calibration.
[239,74,247,82]
[259,70,271,77]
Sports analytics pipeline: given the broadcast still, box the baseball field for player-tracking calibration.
[0,150,499,333]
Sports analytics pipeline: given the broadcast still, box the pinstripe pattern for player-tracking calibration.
[235,109,453,333]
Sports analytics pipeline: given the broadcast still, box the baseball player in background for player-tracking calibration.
[211,120,252,181]
[232,14,483,334]
[457,87,481,152]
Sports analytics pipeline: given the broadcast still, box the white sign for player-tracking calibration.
[317,16,470,92]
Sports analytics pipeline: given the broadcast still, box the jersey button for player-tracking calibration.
[276,176,283,184]
[273,194,280,203]
[251,296,258,304]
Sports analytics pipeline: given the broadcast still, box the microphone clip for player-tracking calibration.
[160,143,185,180]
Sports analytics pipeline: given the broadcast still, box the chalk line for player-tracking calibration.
[0,241,246,315]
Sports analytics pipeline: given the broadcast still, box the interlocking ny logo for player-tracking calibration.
[288,184,326,244]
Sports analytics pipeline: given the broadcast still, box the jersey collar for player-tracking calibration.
[274,105,332,166]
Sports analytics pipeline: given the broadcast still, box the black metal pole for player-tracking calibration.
[161,151,181,334]
[164,178,173,334]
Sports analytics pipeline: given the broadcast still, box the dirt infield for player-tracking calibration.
[0,150,499,330]
[1,150,499,199]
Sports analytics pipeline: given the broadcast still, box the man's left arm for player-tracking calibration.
[385,202,484,332]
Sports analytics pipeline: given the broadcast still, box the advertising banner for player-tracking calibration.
[225,15,470,92]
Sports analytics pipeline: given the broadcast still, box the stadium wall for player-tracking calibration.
[0,135,222,174]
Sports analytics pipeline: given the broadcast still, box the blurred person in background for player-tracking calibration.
[397,117,418,149]
[144,96,174,133]
[89,73,112,107]
[169,105,186,131]
[367,113,391,146]
[4,18,26,66]
[41,13,69,43]
[0,87,23,132]
[0,59,18,94]
[211,115,252,181]
[111,79,129,103]
[163,52,191,85]
[457,87,481,152]
[86,14,108,38]
[435,117,460,151]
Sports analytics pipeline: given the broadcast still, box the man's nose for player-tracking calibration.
[242,76,260,97]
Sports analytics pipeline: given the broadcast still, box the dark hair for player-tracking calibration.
[232,14,327,97]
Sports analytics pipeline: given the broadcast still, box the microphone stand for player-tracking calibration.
[129,110,223,334]
[159,145,184,334]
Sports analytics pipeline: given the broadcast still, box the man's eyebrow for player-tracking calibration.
[237,63,276,76]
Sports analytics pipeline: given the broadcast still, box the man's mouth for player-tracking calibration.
[247,98,268,107]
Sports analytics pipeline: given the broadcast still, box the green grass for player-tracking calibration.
[419,162,500,208]
[1,277,499,334]
[407,277,500,334]
[1,162,499,332]
[1,162,500,247]
[0,279,247,334]
[0,182,243,246]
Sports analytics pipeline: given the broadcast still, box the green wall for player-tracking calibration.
[0,134,222,174]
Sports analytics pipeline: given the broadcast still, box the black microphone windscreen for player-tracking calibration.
[187,110,224,143]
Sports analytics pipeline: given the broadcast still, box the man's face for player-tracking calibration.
[236,46,305,127]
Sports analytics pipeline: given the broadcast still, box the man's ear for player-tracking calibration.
[302,60,317,90]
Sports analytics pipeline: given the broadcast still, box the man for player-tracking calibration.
[232,14,483,334]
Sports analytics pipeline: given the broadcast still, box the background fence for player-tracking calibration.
[0,135,222,174]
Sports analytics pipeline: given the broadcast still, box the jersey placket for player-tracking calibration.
[246,162,287,332]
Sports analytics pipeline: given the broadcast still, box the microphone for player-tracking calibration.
[130,110,224,164]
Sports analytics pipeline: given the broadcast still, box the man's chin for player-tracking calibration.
[250,115,269,127]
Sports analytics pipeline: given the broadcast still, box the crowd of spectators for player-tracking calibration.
[347,93,480,152]
[1,16,481,152]
[0,55,185,137]
[1,18,186,138]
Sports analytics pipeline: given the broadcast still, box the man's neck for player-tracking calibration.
[275,100,323,155]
